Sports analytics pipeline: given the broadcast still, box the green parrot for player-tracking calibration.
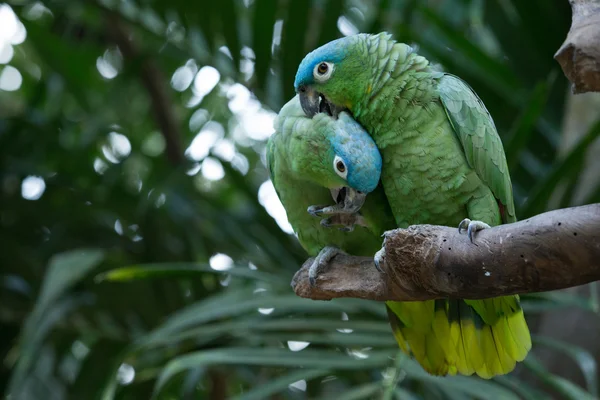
[293,32,531,378]
[267,96,396,279]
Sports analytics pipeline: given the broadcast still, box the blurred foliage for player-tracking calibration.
[0,0,599,399]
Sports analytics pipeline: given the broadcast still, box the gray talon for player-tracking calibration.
[320,218,332,228]
[457,218,491,244]
[467,223,475,243]
[308,205,326,217]
[458,218,470,234]
[317,212,368,232]
[374,246,386,273]
[308,246,345,287]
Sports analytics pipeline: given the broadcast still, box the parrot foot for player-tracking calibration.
[373,231,390,273]
[458,218,491,243]
[373,230,395,273]
[307,203,357,216]
[320,213,368,232]
[307,187,367,217]
[308,246,346,287]
[373,247,385,273]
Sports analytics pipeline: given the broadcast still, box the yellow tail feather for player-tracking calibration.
[386,296,531,379]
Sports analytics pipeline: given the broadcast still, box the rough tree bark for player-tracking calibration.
[292,204,600,301]
[555,0,600,93]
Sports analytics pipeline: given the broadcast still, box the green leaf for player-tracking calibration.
[533,336,598,397]
[522,119,600,217]
[21,19,105,110]
[154,348,393,396]
[234,368,330,400]
[142,317,393,350]
[218,0,241,68]
[251,0,278,93]
[316,0,344,46]
[95,263,283,284]
[138,291,368,348]
[7,249,105,393]
[70,339,130,400]
[318,382,382,400]
[280,0,311,102]
[38,248,105,308]
[244,331,397,348]
[394,387,421,400]
[504,71,556,173]
[400,357,520,400]
[524,291,594,312]
[417,5,520,91]
[493,375,548,400]
[7,294,96,395]
[524,357,595,400]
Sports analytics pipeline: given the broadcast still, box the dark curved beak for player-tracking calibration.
[344,188,367,213]
[298,85,320,117]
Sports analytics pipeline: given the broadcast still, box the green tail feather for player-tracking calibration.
[386,296,531,379]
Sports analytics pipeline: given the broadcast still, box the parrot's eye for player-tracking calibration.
[313,62,334,82]
[333,155,347,179]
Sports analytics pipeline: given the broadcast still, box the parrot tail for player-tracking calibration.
[386,296,531,379]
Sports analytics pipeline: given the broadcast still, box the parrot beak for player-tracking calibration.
[298,86,345,119]
[343,188,367,213]
[333,187,367,213]
[298,85,320,117]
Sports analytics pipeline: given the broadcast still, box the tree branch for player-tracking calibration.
[106,13,184,165]
[292,204,600,301]
[555,0,600,94]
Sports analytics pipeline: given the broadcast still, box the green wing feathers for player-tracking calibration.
[386,298,531,379]
[437,74,516,223]
[385,74,531,379]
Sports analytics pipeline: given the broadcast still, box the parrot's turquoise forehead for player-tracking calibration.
[330,113,382,193]
[294,37,352,90]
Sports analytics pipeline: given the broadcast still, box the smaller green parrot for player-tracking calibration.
[267,96,395,283]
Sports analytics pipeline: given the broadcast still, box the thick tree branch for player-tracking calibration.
[555,0,600,93]
[292,204,600,301]
[106,13,184,165]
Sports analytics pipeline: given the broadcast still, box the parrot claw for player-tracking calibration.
[374,248,385,273]
[319,214,367,232]
[308,246,346,286]
[319,218,332,228]
[458,218,491,243]
[373,231,394,273]
[308,204,352,216]
[307,205,328,217]
[373,243,386,273]
[307,187,367,217]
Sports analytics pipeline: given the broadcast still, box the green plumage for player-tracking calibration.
[294,32,531,378]
[267,97,395,257]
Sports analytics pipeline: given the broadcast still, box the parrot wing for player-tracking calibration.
[437,74,516,223]
[266,133,284,202]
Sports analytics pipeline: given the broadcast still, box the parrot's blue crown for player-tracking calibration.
[294,37,350,90]
[329,113,381,194]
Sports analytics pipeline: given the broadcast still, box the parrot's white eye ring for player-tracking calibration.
[333,155,347,179]
[313,62,334,82]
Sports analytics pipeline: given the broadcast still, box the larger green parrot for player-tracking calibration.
[293,32,531,378]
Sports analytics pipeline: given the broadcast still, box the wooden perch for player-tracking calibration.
[292,204,600,301]
[555,0,600,93]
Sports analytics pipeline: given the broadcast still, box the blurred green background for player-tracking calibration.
[1,0,600,399]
